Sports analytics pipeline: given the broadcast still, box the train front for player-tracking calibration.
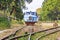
[23,11,38,26]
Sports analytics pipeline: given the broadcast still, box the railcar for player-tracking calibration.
[23,11,38,26]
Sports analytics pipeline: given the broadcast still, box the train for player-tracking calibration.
[23,11,38,26]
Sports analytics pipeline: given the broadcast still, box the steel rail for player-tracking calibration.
[9,26,60,40]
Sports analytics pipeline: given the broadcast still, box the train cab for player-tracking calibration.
[23,11,38,26]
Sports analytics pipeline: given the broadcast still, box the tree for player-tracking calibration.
[0,0,24,21]
[40,0,60,21]
[0,0,33,20]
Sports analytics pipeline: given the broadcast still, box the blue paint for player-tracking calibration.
[23,11,38,22]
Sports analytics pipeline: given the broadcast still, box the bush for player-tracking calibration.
[0,17,10,30]
[17,20,24,24]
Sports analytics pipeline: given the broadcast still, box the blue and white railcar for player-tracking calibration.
[23,11,38,25]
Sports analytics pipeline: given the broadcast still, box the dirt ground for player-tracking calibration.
[0,22,60,40]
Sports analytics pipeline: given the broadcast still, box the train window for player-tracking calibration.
[26,12,30,15]
[31,12,34,15]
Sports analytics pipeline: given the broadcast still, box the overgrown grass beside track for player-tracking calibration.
[0,17,10,30]
[31,32,45,40]
[16,31,60,40]
[18,36,29,40]
[16,27,60,40]
[40,32,60,40]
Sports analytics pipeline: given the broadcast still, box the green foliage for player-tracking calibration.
[0,17,10,30]
[0,0,33,24]
[40,0,60,21]
[14,4,23,20]
[17,36,29,40]
[18,20,24,24]
[0,0,25,20]
[31,32,45,40]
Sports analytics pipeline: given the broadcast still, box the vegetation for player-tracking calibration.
[40,32,60,40]
[0,17,10,30]
[0,0,33,29]
[31,32,45,40]
[36,8,42,15]
[0,0,25,20]
[0,0,24,30]
[18,36,29,40]
[0,0,60,40]
[15,31,60,40]
[40,0,60,21]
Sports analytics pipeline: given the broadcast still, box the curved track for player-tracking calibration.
[7,26,60,40]
[36,27,60,40]
[0,26,27,40]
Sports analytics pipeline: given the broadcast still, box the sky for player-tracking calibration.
[23,0,44,12]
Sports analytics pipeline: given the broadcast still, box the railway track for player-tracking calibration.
[36,27,60,40]
[7,26,60,40]
[36,31,60,40]
[1,26,32,40]
[0,26,27,40]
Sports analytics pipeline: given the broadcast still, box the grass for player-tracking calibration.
[11,19,18,24]
[17,32,60,40]
[58,20,60,23]
[16,32,46,40]
[17,36,29,40]
[17,30,60,40]
[0,17,10,30]
[31,32,45,40]
[40,31,60,40]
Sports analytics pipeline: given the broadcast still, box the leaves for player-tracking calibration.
[0,0,25,20]
[40,0,60,21]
